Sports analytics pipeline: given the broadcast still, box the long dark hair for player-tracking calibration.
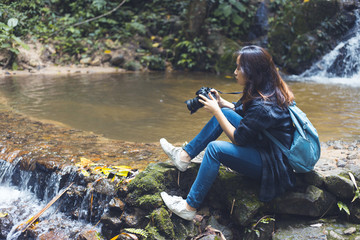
[237,45,294,109]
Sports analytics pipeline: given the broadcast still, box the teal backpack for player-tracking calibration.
[263,102,321,173]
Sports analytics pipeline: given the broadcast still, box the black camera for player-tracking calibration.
[185,87,216,114]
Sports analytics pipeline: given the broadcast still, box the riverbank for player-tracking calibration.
[0,65,128,77]
[0,109,168,171]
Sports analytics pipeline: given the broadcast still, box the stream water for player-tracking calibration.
[0,72,359,144]
[0,159,100,240]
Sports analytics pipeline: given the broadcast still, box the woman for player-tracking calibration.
[160,45,296,221]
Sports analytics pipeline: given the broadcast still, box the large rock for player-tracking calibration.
[324,170,355,199]
[273,185,336,217]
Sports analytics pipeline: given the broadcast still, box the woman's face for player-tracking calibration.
[234,55,246,86]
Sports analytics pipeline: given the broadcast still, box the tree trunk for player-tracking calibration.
[186,0,208,39]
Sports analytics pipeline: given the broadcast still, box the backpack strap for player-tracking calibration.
[263,106,301,157]
[262,129,290,157]
[288,105,308,140]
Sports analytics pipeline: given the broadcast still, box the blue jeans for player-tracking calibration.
[183,108,262,209]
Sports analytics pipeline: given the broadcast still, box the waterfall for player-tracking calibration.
[295,10,360,87]
[0,158,106,239]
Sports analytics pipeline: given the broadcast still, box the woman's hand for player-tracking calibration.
[198,93,221,115]
[210,89,236,110]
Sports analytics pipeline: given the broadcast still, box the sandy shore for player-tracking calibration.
[0,65,128,77]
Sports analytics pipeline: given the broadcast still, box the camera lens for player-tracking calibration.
[185,87,215,114]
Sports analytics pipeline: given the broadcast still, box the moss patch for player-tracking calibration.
[150,207,175,239]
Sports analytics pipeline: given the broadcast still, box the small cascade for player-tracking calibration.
[299,10,360,86]
[0,156,112,239]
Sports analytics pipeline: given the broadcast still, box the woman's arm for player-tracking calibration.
[211,89,235,110]
[213,109,237,144]
[198,93,237,144]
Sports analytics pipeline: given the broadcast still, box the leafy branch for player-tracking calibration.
[52,0,127,36]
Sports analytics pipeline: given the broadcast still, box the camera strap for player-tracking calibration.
[217,90,243,95]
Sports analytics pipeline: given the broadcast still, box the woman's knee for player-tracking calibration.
[204,141,221,161]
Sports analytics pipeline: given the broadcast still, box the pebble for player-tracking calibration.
[343,227,357,235]
[329,230,345,240]
[347,153,358,160]
[336,160,346,168]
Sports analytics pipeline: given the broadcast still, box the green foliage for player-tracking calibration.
[349,172,360,203]
[0,16,29,68]
[174,37,213,70]
[0,0,260,71]
[141,55,165,71]
[337,201,350,215]
[208,0,257,38]
[123,228,148,238]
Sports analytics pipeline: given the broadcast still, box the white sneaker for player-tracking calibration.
[160,192,196,221]
[160,138,190,172]
[191,150,205,164]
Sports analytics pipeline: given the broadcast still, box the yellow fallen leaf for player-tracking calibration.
[81,169,90,177]
[115,170,129,177]
[224,75,233,79]
[152,43,160,48]
[110,235,119,240]
[304,0,309,2]
[101,168,112,176]
[112,165,132,170]
[150,36,156,40]
[0,212,8,218]
[104,50,112,54]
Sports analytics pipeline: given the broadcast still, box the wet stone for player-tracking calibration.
[77,230,102,240]
[324,172,354,199]
[329,230,345,240]
[273,185,336,217]
[337,159,347,167]
[347,153,358,160]
[0,215,13,238]
[124,208,147,228]
[343,227,357,235]
[109,197,125,213]
[100,213,123,229]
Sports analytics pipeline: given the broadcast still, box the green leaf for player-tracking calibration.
[9,48,19,54]
[232,14,244,25]
[337,201,350,215]
[222,4,232,18]
[7,18,18,28]
[233,2,246,12]
[1,43,11,48]
[11,36,30,50]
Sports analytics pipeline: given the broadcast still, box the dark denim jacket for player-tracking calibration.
[233,97,296,202]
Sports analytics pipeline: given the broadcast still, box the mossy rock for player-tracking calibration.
[144,225,166,240]
[124,60,142,71]
[128,162,176,194]
[207,167,263,226]
[293,0,339,34]
[135,193,163,210]
[206,33,241,74]
[268,0,345,72]
[230,188,264,226]
[149,207,175,239]
[324,174,355,200]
